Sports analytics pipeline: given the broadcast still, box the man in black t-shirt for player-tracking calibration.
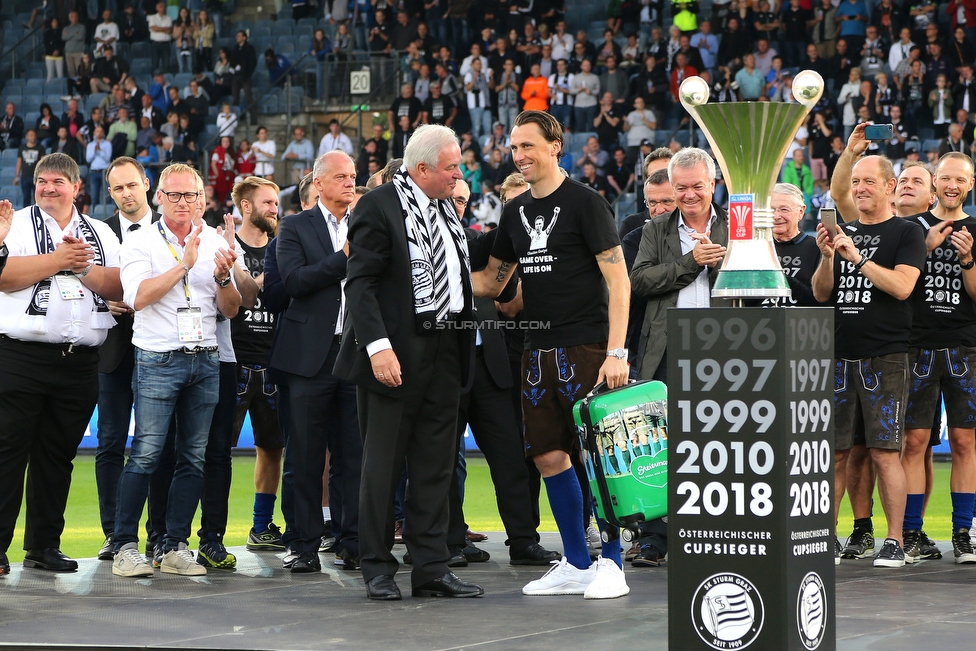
[15,131,45,209]
[387,84,424,138]
[421,82,457,128]
[228,177,286,555]
[901,152,976,564]
[763,183,820,307]
[580,161,611,198]
[812,124,926,569]
[473,110,632,599]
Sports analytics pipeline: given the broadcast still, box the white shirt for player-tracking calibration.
[675,208,717,309]
[94,21,119,55]
[216,318,236,363]
[215,112,238,138]
[252,139,277,175]
[119,209,154,244]
[317,132,354,157]
[459,54,489,77]
[318,200,350,336]
[147,14,173,43]
[121,218,236,352]
[551,32,574,61]
[888,39,913,72]
[365,173,466,357]
[0,206,121,346]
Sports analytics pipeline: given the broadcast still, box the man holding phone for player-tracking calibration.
[814,123,926,568]
[901,152,976,564]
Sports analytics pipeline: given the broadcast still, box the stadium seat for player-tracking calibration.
[131,41,150,58]
[573,131,597,149]
[964,205,976,218]
[91,204,114,221]
[24,111,40,127]
[78,165,89,181]
[45,94,65,111]
[5,94,24,109]
[1,149,18,164]
[0,167,16,185]
[174,72,194,89]
[272,23,293,38]
[259,95,278,114]
[25,78,45,94]
[4,78,26,92]
[297,17,317,29]
[86,93,107,112]
[251,25,271,40]
[44,78,68,95]
[277,41,296,54]
[0,186,21,210]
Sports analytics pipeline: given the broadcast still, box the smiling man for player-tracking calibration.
[334,126,483,601]
[766,183,821,307]
[812,124,926,568]
[471,110,632,599]
[113,163,241,578]
[630,147,730,383]
[0,153,122,576]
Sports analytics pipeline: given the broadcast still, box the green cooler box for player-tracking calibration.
[574,380,669,538]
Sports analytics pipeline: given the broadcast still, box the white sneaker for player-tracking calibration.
[586,524,602,551]
[522,557,597,595]
[113,542,154,577]
[583,557,631,599]
[160,543,207,576]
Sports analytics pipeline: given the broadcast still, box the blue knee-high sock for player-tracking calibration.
[951,492,976,531]
[544,467,591,570]
[903,494,925,531]
[253,492,276,531]
[598,518,623,568]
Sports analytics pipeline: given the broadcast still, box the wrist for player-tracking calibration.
[853,255,869,270]
[74,263,94,278]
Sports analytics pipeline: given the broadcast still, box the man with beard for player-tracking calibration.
[901,152,976,564]
[227,178,288,554]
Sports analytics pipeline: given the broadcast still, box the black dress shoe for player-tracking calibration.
[0,551,9,576]
[337,548,360,571]
[366,574,402,600]
[413,572,484,598]
[455,544,490,563]
[23,548,78,572]
[98,535,114,561]
[510,542,562,566]
[402,551,412,565]
[290,551,321,573]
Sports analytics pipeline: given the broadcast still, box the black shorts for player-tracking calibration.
[904,347,976,430]
[833,354,908,452]
[233,364,284,449]
[521,343,606,458]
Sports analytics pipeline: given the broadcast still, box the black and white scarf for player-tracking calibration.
[392,167,470,332]
[25,206,113,333]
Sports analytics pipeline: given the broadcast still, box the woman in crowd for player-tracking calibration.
[35,103,61,150]
[196,9,216,71]
[44,17,65,80]
[236,139,256,177]
[209,135,237,204]
[310,28,331,61]
[173,6,197,74]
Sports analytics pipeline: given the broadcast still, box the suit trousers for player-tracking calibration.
[358,330,462,587]
[448,347,538,554]
[283,339,362,554]
[95,359,135,537]
[197,361,239,540]
[0,338,99,552]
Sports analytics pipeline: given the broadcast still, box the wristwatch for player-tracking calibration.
[607,348,628,360]
[962,258,975,270]
[214,274,231,288]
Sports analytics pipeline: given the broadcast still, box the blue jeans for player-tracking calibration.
[550,104,572,132]
[95,362,134,537]
[469,106,491,144]
[574,105,597,133]
[89,171,104,206]
[114,348,219,551]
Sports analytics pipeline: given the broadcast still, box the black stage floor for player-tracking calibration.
[1,532,974,651]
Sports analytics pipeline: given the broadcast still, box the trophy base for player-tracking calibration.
[711,270,792,298]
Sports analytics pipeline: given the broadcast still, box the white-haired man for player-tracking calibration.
[335,126,483,600]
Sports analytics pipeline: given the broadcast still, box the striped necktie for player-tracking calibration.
[428,202,450,320]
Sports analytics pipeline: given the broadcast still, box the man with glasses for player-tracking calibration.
[761,183,821,307]
[112,164,242,578]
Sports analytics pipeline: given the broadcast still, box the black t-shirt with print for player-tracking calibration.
[17,144,45,181]
[748,231,821,307]
[831,217,925,359]
[909,212,976,348]
[491,178,620,349]
[230,235,274,365]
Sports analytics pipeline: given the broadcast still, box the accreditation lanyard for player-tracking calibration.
[158,221,203,342]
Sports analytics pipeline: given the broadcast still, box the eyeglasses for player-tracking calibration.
[645,198,676,209]
[160,190,201,203]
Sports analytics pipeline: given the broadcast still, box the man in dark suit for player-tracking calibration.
[271,152,363,573]
[334,124,483,600]
[94,157,160,560]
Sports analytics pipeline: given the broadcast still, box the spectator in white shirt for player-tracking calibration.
[215,103,238,139]
[252,126,277,181]
[147,2,174,74]
[93,10,119,57]
[317,119,354,157]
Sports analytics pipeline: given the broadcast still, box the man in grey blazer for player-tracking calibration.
[630,147,730,382]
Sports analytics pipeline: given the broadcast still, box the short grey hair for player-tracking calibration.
[668,147,716,184]
[404,124,459,170]
[34,152,80,184]
[313,150,355,180]
[772,183,805,210]
[645,168,670,187]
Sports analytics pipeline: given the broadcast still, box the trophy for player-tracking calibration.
[678,72,825,299]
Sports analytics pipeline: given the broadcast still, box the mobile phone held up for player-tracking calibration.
[820,208,839,238]
[864,124,894,141]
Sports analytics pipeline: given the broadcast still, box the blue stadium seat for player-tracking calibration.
[86,93,107,112]
[0,167,16,185]
[251,25,271,40]
[91,204,115,221]
[272,23,293,37]
[0,149,18,164]
[20,93,43,111]
[5,94,24,109]
[45,95,65,111]
[78,164,89,181]
[259,95,278,113]
[44,78,68,95]
[277,41,296,54]
[297,17,317,29]
[24,111,40,127]
[131,41,150,58]
[0,186,21,210]
[964,205,976,218]
[922,139,941,153]
[174,72,194,90]
[25,77,45,94]
[4,78,26,92]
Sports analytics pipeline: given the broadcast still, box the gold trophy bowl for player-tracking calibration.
[679,71,825,298]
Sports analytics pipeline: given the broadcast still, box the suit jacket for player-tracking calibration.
[333,181,476,396]
[98,211,160,374]
[466,227,513,391]
[269,204,347,378]
[630,205,732,379]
